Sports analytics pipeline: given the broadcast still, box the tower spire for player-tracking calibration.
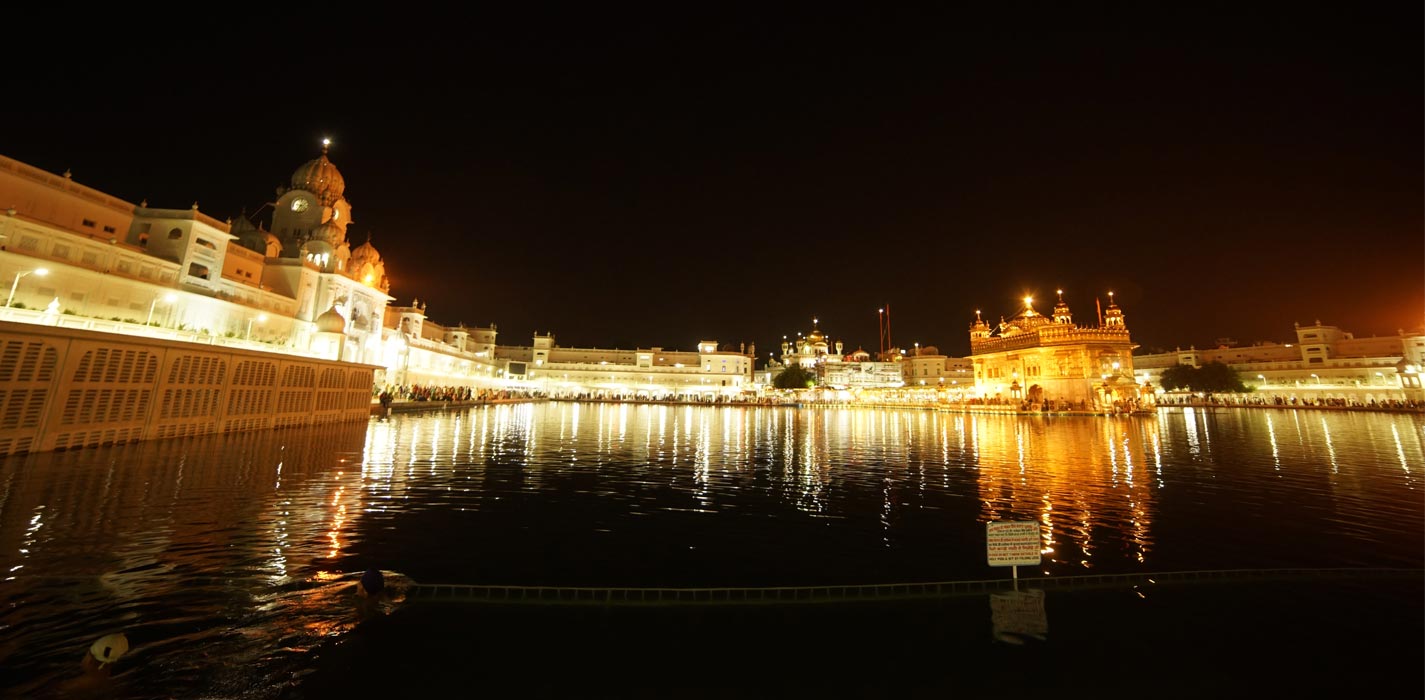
[1103,291,1126,329]
[1053,288,1073,325]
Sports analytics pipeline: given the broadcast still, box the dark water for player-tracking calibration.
[1,403,1421,697]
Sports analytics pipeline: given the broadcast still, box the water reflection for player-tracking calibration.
[990,589,1048,644]
[0,404,1421,697]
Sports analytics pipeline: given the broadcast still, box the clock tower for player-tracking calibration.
[272,138,353,260]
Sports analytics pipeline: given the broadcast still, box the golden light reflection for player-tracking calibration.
[326,471,347,559]
[1184,407,1201,454]
[1321,417,1338,474]
[1040,495,1055,557]
[694,409,712,502]
[267,500,290,582]
[971,413,1157,575]
[1392,425,1412,487]
[8,505,44,581]
[1105,423,1119,485]
[1146,422,1164,488]
[1266,414,1280,471]
[1122,436,1134,488]
[618,403,628,443]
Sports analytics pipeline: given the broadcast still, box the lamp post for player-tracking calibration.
[146,293,177,326]
[6,267,49,307]
[1310,373,1320,386]
[1258,374,1266,387]
[246,313,268,340]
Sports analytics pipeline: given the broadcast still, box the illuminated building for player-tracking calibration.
[765,319,904,389]
[0,147,502,392]
[968,290,1142,408]
[901,347,975,396]
[380,300,501,388]
[1133,321,1425,404]
[494,334,755,399]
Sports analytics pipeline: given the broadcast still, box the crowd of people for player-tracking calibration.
[373,384,542,404]
[370,383,1423,415]
[1156,394,1423,411]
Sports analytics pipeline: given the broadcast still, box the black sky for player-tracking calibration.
[6,6,1421,359]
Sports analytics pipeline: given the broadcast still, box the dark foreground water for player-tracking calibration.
[1,403,1421,698]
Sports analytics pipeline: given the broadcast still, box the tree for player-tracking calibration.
[773,364,816,389]
[1159,364,1195,392]
[1159,361,1250,393]
[1195,361,1250,392]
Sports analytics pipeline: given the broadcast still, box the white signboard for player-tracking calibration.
[986,521,1041,566]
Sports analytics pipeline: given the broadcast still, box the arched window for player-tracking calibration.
[168,228,183,240]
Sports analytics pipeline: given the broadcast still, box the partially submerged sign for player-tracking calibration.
[991,589,1048,644]
[986,521,1041,567]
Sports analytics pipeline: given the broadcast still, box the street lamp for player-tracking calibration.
[246,313,268,340]
[146,292,177,326]
[6,267,49,307]
[1258,374,1266,387]
[1310,373,1320,385]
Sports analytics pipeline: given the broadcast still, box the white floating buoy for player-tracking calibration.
[89,633,129,667]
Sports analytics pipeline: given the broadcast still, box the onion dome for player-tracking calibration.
[311,220,344,246]
[290,143,346,206]
[314,305,346,334]
[806,318,826,343]
[350,237,381,267]
[1009,295,1051,331]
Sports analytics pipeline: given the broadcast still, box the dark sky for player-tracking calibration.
[7,6,1421,359]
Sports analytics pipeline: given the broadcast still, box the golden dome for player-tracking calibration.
[350,238,381,266]
[311,221,344,246]
[290,153,346,206]
[314,305,346,334]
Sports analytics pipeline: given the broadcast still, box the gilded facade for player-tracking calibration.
[969,291,1142,408]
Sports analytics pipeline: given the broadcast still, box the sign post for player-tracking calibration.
[986,521,1041,589]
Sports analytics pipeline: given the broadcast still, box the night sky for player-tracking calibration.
[7,6,1420,359]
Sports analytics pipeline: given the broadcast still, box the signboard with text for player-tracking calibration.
[986,521,1042,567]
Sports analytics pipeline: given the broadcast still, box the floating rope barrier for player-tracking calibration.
[405,567,1423,607]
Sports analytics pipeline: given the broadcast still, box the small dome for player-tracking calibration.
[311,221,344,246]
[315,305,346,334]
[806,329,826,343]
[350,238,381,266]
[290,153,346,205]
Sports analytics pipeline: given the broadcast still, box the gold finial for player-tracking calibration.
[1057,289,1064,301]
[321,137,332,155]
